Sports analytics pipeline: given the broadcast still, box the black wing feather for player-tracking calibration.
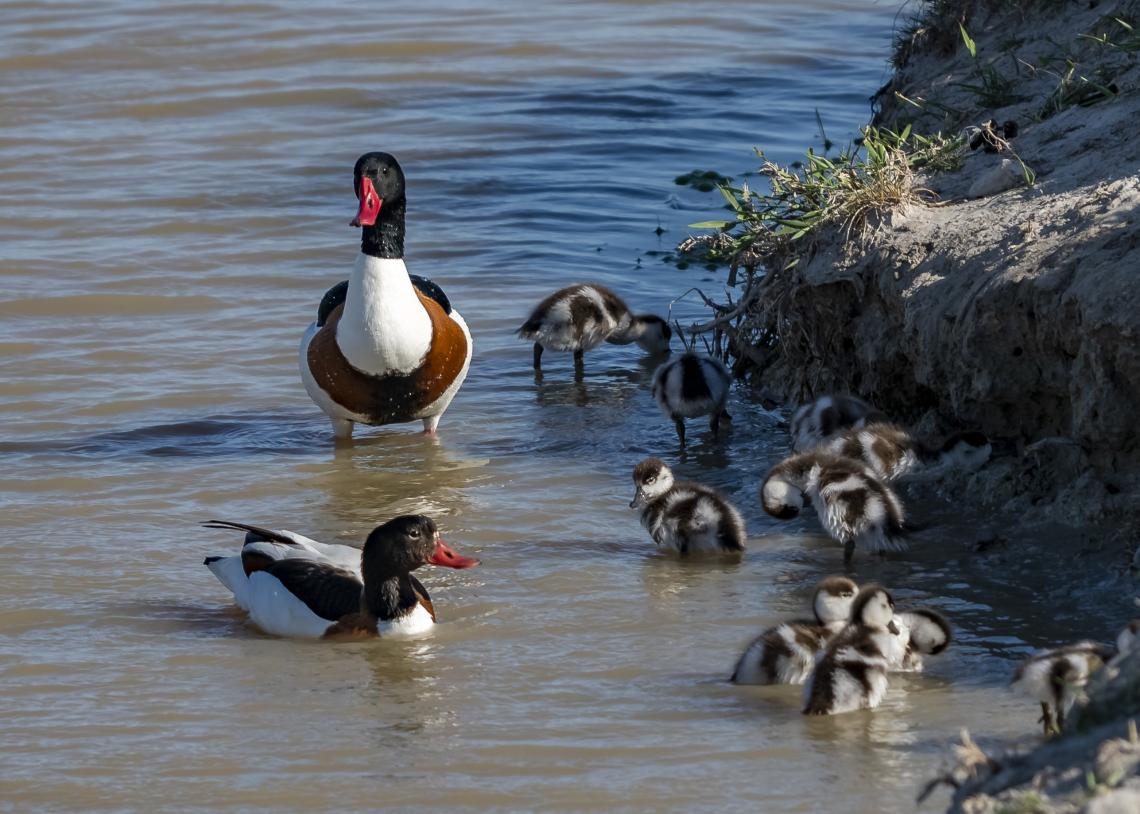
[202,520,304,548]
[317,280,349,327]
[410,275,452,315]
[265,559,363,621]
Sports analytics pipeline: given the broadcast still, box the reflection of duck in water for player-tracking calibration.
[732,576,858,685]
[300,152,472,440]
[517,283,671,376]
[629,457,745,556]
[204,515,478,639]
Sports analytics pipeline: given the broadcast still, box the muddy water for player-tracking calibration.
[0,2,1109,811]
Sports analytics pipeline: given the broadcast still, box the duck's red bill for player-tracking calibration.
[429,540,480,569]
[350,177,382,227]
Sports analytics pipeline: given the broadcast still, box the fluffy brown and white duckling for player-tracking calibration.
[892,608,953,672]
[732,576,859,685]
[803,585,906,715]
[822,422,991,482]
[516,283,671,372]
[1010,641,1115,736]
[760,451,908,565]
[789,394,887,453]
[651,352,732,446]
[629,457,745,556]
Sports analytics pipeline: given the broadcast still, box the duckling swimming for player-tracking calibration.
[892,608,952,672]
[803,584,906,715]
[760,451,908,565]
[732,576,858,685]
[651,352,732,446]
[517,283,671,373]
[630,457,745,556]
[1011,641,1115,736]
[823,422,991,482]
[789,394,887,453]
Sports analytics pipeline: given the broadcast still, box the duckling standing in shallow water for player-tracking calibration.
[823,422,991,482]
[803,584,906,715]
[892,608,953,672]
[732,576,858,685]
[630,457,745,556]
[516,283,671,374]
[1011,641,1115,736]
[760,451,908,565]
[651,352,732,446]
[789,394,887,453]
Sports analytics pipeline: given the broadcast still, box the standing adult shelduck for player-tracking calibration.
[300,152,473,439]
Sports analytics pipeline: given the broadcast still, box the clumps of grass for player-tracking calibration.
[682,126,964,270]
[1037,59,1119,119]
[893,0,1080,69]
[1079,15,1140,52]
[957,22,1029,108]
[671,232,737,270]
[892,0,976,69]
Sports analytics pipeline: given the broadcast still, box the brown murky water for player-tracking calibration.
[0,2,1118,811]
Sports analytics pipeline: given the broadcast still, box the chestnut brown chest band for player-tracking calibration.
[307,290,468,424]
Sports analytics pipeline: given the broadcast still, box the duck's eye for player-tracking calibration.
[408,528,421,538]
[646,476,657,484]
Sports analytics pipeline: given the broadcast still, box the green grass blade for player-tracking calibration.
[959,23,977,58]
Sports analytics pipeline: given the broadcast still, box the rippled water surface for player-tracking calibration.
[0,2,1104,811]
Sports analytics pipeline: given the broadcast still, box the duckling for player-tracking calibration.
[760,451,908,565]
[823,422,991,482]
[1010,641,1115,736]
[789,394,887,453]
[1116,619,1140,658]
[803,584,906,715]
[892,608,952,672]
[651,352,732,446]
[629,457,745,556]
[517,284,671,373]
[732,576,859,685]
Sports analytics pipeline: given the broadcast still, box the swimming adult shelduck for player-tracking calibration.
[300,152,473,439]
[204,515,480,639]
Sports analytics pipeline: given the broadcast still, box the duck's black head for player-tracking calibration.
[362,515,479,578]
[351,152,407,259]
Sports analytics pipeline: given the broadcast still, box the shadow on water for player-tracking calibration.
[0,410,494,461]
[0,412,325,459]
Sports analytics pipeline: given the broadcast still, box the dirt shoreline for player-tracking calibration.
[691,0,1140,548]
[683,2,1140,808]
